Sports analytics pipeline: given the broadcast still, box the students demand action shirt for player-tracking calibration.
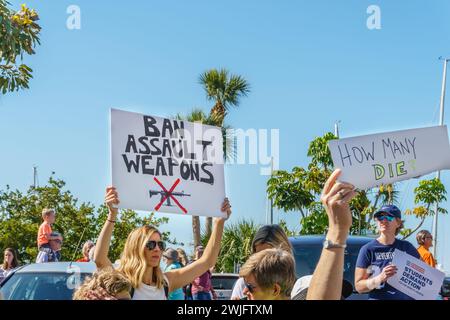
[356,238,421,300]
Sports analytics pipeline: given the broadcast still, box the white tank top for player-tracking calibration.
[131,276,169,300]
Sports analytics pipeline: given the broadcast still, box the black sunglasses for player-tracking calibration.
[245,282,256,294]
[145,240,166,251]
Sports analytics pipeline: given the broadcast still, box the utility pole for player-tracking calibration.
[270,157,274,224]
[335,121,341,138]
[432,57,449,260]
[33,166,39,188]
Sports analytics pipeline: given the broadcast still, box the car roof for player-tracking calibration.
[14,262,97,274]
[289,234,375,246]
[212,273,239,277]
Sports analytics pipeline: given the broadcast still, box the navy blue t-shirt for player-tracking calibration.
[356,238,420,300]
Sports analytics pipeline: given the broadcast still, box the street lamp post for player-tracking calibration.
[433,57,449,260]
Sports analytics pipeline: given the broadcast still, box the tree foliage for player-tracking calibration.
[0,175,175,264]
[0,1,41,94]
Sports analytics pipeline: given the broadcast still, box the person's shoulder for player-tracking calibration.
[360,239,377,251]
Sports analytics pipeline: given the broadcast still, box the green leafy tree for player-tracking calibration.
[401,178,447,240]
[0,1,41,94]
[0,175,176,264]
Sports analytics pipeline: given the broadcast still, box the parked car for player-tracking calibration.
[440,276,450,300]
[289,235,374,300]
[211,273,239,300]
[0,262,96,300]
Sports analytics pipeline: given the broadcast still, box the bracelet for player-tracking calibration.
[107,219,117,223]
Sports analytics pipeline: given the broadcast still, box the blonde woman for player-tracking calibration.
[94,186,231,300]
[231,224,293,300]
[416,230,436,268]
[73,268,132,300]
[76,240,95,262]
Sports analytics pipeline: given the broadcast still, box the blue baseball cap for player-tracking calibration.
[374,205,402,219]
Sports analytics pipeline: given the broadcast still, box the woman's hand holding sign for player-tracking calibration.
[105,186,119,220]
[216,198,232,223]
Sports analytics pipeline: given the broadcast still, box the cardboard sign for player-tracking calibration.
[328,126,450,189]
[111,108,226,218]
[387,249,445,300]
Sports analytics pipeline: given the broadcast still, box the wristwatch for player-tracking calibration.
[323,238,347,249]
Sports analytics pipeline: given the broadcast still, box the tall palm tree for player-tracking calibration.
[199,68,250,127]
[175,109,235,247]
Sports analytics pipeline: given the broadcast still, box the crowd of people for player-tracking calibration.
[0,169,443,300]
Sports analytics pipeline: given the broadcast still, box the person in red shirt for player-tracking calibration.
[76,240,95,262]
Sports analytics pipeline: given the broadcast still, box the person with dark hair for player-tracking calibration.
[190,246,217,300]
[416,230,436,268]
[231,224,292,300]
[0,248,19,283]
[355,204,420,300]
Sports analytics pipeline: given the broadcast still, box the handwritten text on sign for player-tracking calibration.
[111,108,226,218]
[328,126,450,189]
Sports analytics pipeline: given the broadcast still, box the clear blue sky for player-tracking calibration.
[1,0,450,271]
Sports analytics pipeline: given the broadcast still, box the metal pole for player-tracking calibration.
[270,157,274,224]
[335,121,341,138]
[433,57,449,260]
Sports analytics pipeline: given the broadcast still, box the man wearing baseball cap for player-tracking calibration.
[354,204,421,300]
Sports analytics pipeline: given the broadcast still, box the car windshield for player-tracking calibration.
[0,272,90,300]
[293,243,363,287]
[212,277,238,290]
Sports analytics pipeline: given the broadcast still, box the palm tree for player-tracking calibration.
[175,109,235,247]
[199,68,250,126]
[201,219,259,272]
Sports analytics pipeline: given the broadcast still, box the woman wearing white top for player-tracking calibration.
[0,248,19,283]
[94,186,232,300]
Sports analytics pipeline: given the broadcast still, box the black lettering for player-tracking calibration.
[180,161,190,180]
[352,147,364,163]
[138,137,150,154]
[399,139,410,155]
[162,139,172,157]
[189,162,200,181]
[162,119,174,138]
[197,140,213,161]
[183,140,196,160]
[200,163,214,185]
[338,144,352,167]
[382,139,392,159]
[143,116,160,137]
[150,138,162,156]
[125,135,138,153]
[155,157,168,176]
[392,140,401,156]
[141,155,154,175]
[362,142,375,161]
[122,154,140,173]
[172,139,184,158]
[168,158,179,176]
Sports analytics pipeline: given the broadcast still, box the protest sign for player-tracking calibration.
[387,249,445,300]
[328,126,450,189]
[111,108,226,218]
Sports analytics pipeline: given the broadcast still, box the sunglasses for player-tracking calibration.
[245,282,256,294]
[376,215,395,222]
[145,240,166,251]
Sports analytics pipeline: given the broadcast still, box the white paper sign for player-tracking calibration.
[328,126,450,189]
[111,108,226,218]
[387,249,445,300]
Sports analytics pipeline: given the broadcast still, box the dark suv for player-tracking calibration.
[289,235,374,300]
